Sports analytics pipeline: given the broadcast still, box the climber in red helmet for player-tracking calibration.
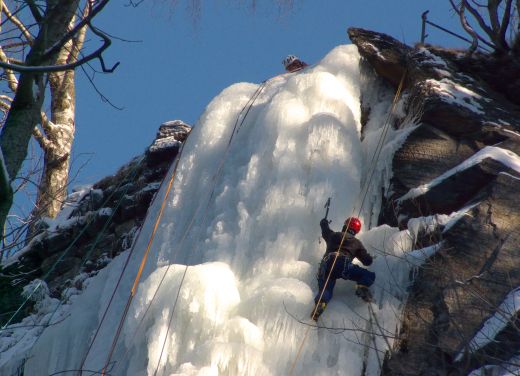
[282,54,308,72]
[312,216,375,321]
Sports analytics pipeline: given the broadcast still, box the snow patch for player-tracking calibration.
[503,128,520,138]
[456,287,520,361]
[148,137,182,153]
[364,42,386,61]
[426,78,486,115]
[417,47,449,70]
[399,146,520,202]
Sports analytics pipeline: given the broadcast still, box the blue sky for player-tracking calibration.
[71,0,465,186]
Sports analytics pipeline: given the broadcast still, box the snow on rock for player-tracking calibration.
[364,42,386,61]
[467,353,520,376]
[54,186,95,224]
[503,128,520,138]
[147,120,191,161]
[456,287,520,361]
[1,232,45,268]
[398,146,520,202]
[1,187,96,266]
[426,78,487,115]
[405,243,443,268]
[406,203,477,241]
[148,138,182,154]
[0,279,67,375]
[415,47,452,78]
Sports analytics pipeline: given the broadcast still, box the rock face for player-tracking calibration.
[349,28,520,375]
[0,120,190,324]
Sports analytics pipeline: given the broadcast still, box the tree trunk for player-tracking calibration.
[33,13,87,220]
[0,0,80,235]
[512,0,520,57]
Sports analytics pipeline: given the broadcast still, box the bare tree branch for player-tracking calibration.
[466,0,513,51]
[31,126,45,150]
[42,0,110,61]
[498,0,514,47]
[69,4,90,65]
[0,95,11,103]
[487,0,501,35]
[1,41,31,51]
[0,45,18,92]
[1,3,33,43]
[0,22,118,73]
[36,114,53,160]
[450,0,498,50]
[26,0,43,23]
[463,0,496,37]
[0,2,29,29]
[79,63,124,110]
[451,0,481,54]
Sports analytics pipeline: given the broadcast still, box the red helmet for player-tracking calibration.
[345,217,362,234]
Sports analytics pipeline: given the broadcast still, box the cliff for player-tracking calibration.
[349,27,520,375]
[0,120,190,326]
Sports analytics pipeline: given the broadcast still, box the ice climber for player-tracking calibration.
[282,54,308,72]
[312,217,375,321]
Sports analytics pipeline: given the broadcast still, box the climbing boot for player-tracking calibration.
[355,285,373,303]
[311,302,327,321]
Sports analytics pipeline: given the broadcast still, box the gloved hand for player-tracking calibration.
[361,254,373,266]
[320,218,329,226]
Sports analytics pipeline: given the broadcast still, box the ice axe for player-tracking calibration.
[319,197,332,245]
[324,197,332,223]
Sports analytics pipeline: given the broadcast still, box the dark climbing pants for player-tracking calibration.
[314,253,375,304]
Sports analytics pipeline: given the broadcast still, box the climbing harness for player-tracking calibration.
[289,69,408,375]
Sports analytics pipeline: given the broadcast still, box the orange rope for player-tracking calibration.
[131,168,176,296]
[100,81,270,375]
[100,145,185,376]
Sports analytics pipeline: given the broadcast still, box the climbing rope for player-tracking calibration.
[97,149,184,376]
[236,80,268,134]
[37,161,145,333]
[1,156,145,333]
[77,154,185,375]
[289,69,408,375]
[94,80,270,376]
[148,80,276,374]
[3,157,147,376]
[355,70,408,216]
[151,266,188,376]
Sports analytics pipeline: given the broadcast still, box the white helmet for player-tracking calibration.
[283,55,298,68]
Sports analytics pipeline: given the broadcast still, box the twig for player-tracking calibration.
[283,301,399,339]
[80,63,124,110]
